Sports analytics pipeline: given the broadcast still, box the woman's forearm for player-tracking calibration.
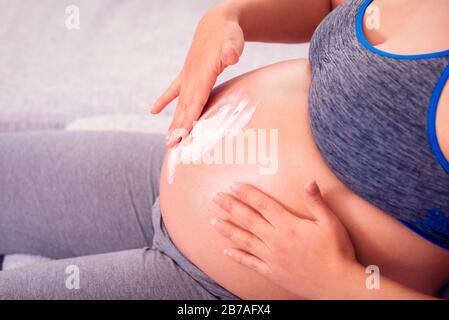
[326,262,439,300]
[215,0,333,43]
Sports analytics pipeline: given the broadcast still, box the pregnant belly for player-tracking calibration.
[160,59,449,299]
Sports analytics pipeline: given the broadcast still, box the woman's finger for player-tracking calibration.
[166,103,189,147]
[229,183,292,227]
[164,36,242,147]
[212,192,273,240]
[220,26,244,67]
[177,72,217,133]
[166,70,215,147]
[150,77,181,114]
[304,181,334,222]
[211,218,269,259]
[223,248,271,276]
[220,41,242,67]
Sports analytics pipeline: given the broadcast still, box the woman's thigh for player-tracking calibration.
[0,248,217,299]
[0,131,166,258]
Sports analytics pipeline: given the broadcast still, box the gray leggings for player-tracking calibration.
[0,131,218,299]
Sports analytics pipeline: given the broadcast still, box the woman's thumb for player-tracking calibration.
[220,39,243,67]
[304,181,333,221]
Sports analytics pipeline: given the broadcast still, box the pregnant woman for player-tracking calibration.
[0,0,448,299]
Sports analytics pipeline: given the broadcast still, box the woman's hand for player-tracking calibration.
[210,181,359,299]
[150,4,244,147]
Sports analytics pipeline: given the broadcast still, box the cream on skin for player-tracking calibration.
[167,92,258,184]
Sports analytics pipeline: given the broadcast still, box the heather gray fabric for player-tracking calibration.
[0,131,236,299]
[0,248,217,299]
[309,0,449,249]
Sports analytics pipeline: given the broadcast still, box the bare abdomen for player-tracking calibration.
[159,59,449,299]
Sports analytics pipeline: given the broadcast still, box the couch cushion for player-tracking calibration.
[65,113,170,134]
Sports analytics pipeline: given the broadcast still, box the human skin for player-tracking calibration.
[211,182,438,299]
[150,0,341,146]
[159,59,449,300]
[156,0,449,299]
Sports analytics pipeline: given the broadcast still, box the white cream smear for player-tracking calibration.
[167,92,257,184]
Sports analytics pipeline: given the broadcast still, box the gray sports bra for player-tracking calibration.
[308,0,449,249]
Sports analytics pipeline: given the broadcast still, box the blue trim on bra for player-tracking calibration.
[428,63,449,174]
[356,0,449,60]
